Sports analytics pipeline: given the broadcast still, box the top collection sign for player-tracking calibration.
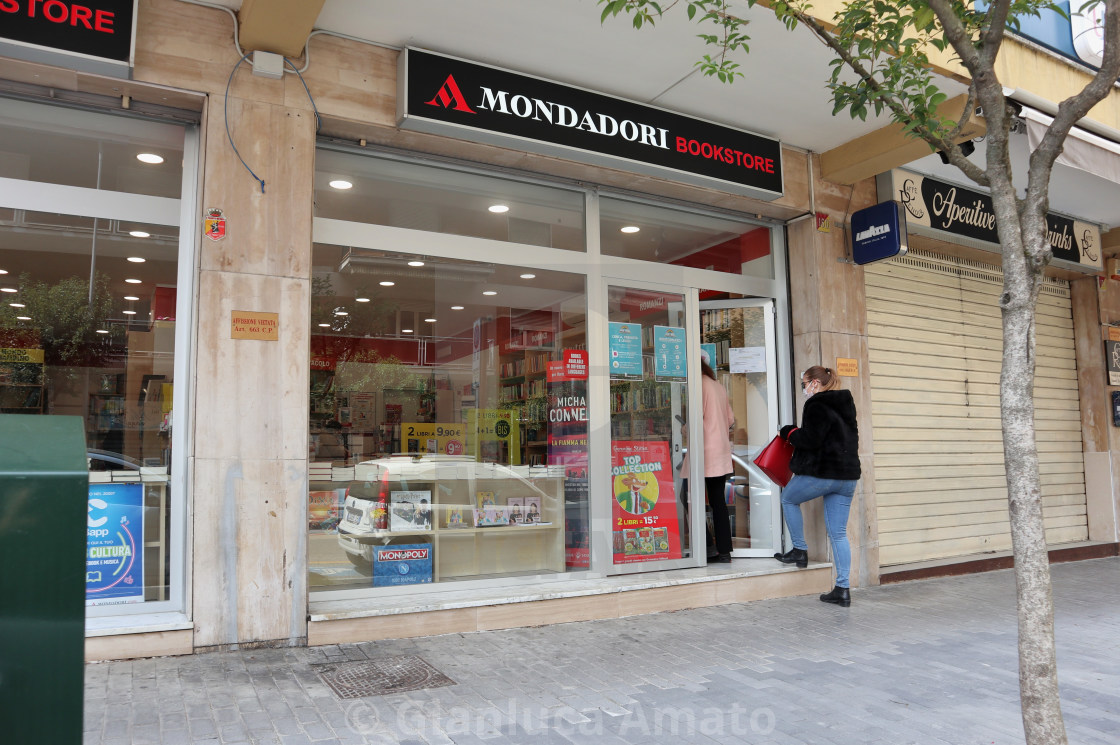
[398,48,784,200]
[0,0,136,77]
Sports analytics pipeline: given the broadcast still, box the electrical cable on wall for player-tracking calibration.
[285,57,322,133]
[224,52,266,193]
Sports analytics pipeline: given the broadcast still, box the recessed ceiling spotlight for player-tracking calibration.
[488,204,510,213]
[127,257,146,263]
[0,269,7,274]
[136,153,164,164]
[335,311,349,316]
[520,273,536,279]
[125,279,142,284]
[424,318,437,323]
[355,297,370,303]
[451,305,464,310]
[15,315,30,320]
[401,328,414,334]
[124,295,140,301]
[318,323,330,327]
[621,225,641,234]
[0,287,16,293]
[407,260,425,267]
[329,179,353,190]
[96,329,109,334]
[10,303,24,308]
[482,290,497,296]
[379,281,395,287]
[122,310,137,315]
[129,231,150,238]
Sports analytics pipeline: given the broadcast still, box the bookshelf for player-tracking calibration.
[0,354,44,414]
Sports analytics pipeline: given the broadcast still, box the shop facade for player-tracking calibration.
[1,0,1117,659]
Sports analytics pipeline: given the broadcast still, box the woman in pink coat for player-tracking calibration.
[698,358,735,563]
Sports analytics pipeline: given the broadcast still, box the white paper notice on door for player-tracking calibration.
[729,346,766,373]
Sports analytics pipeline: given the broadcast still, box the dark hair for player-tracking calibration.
[700,360,717,380]
[803,365,840,392]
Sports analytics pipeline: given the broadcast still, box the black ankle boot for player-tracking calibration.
[820,586,851,607]
[773,548,808,568]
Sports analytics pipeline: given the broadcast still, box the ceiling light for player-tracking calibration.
[96,329,109,334]
[488,204,510,213]
[122,310,137,316]
[355,297,370,303]
[0,269,8,274]
[124,295,140,301]
[125,278,142,284]
[1,287,16,293]
[129,231,150,238]
[329,179,353,190]
[520,273,536,279]
[335,311,349,316]
[482,290,497,296]
[621,226,640,234]
[401,328,413,334]
[10,303,24,308]
[451,305,464,310]
[407,260,425,267]
[318,323,330,327]
[16,316,30,320]
[136,153,164,164]
[379,281,395,287]
[127,257,146,263]
[424,318,437,323]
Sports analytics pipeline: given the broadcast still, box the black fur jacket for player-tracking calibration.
[785,389,861,481]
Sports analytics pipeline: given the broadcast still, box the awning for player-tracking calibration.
[1022,105,1120,185]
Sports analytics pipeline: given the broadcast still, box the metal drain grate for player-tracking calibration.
[316,655,456,699]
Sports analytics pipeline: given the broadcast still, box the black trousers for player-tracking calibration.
[705,474,733,555]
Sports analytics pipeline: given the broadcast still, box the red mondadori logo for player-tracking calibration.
[425,75,475,113]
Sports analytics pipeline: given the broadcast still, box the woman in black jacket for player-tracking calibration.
[773,366,861,607]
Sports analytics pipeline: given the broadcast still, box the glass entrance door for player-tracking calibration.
[605,283,700,571]
[698,299,782,556]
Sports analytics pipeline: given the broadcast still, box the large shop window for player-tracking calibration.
[308,245,590,592]
[599,196,774,279]
[0,99,186,607]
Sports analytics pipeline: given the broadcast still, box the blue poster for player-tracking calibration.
[654,326,687,379]
[701,343,717,368]
[373,543,433,586]
[86,483,144,606]
[609,322,643,377]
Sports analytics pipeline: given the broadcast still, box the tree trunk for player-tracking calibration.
[998,209,1068,745]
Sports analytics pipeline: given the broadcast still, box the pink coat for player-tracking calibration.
[700,375,735,476]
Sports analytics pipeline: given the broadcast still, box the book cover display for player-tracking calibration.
[611,440,682,563]
[507,497,525,523]
[389,490,433,531]
[523,496,542,524]
[474,507,510,527]
[372,544,433,586]
[443,506,475,528]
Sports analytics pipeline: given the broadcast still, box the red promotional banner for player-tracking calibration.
[611,440,682,563]
[547,348,589,382]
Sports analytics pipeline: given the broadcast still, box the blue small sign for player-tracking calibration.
[86,483,144,606]
[654,326,687,379]
[608,322,644,378]
[851,201,907,266]
[700,343,717,368]
[373,543,433,586]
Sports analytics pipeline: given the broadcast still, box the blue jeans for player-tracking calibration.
[781,475,857,588]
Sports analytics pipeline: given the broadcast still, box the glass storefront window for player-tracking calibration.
[314,149,585,250]
[0,98,184,198]
[0,216,180,605]
[307,245,589,592]
[600,196,774,279]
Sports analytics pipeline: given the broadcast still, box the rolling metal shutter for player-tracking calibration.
[866,249,1089,566]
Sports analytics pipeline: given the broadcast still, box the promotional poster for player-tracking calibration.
[611,440,682,563]
[86,482,144,606]
[372,543,433,586]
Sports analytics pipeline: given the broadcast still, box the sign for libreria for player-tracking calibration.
[878,169,1102,272]
[399,48,783,200]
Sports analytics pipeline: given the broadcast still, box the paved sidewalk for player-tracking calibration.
[84,557,1119,745]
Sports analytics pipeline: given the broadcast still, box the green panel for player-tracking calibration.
[0,415,88,744]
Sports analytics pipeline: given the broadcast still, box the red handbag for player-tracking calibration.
[754,434,794,487]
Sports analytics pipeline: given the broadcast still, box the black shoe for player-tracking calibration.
[708,553,732,564]
[820,586,851,607]
[773,548,808,568]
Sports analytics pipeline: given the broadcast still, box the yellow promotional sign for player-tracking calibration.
[465,409,522,465]
[0,348,45,363]
[402,423,466,456]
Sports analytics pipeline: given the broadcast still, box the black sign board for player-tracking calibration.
[0,0,136,75]
[398,48,784,200]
